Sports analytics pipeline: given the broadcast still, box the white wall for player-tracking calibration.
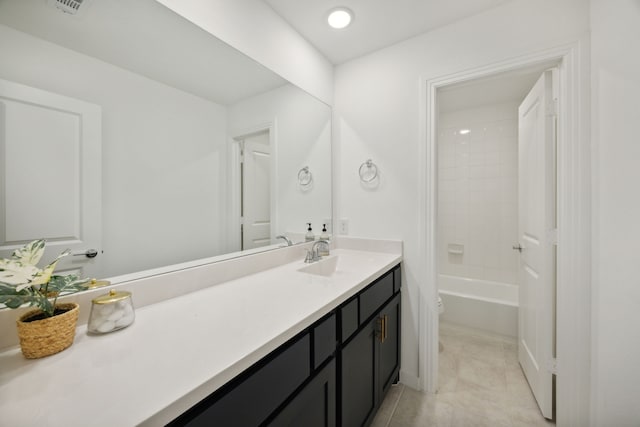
[155,0,334,106]
[438,102,519,285]
[334,0,589,389]
[228,84,332,239]
[590,0,640,425]
[0,25,229,278]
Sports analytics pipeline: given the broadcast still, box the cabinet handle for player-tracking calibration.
[378,315,388,344]
[383,315,388,342]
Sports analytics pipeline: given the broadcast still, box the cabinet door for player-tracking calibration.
[341,320,377,427]
[269,359,336,427]
[378,294,401,396]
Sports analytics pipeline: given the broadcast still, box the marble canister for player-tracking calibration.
[88,289,135,334]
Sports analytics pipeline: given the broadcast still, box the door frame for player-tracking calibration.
[228,121,278,252]
[418,41,591,425]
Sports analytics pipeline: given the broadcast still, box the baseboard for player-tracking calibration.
[399,370,420,391]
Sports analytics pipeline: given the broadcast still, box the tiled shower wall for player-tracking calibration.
[437,102,519,285]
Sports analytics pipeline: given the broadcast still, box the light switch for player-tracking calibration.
[339,218,349,235]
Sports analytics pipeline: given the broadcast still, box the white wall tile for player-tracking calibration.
[437,102,519,285]
[485,151,501,165]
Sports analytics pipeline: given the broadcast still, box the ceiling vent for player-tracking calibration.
[47,0,91,16]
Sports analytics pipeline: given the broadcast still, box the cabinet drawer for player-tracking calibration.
[359,271,394,324]
[182,334,310,426]
[313,313,336,369]
[340,297,359,342]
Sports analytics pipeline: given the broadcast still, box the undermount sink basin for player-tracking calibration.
[298,255,339,277]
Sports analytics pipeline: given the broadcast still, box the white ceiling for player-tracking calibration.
[437,61,558,113]
[264,0,512,64]
[0,0,286,105]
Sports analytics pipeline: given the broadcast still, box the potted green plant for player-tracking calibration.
[0,239,89,358]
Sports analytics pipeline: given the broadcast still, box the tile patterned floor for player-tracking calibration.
[371,322,555,427]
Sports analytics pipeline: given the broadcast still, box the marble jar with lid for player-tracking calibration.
[88,289,135,334]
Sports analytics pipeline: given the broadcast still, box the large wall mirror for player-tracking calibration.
[0,0,331,284]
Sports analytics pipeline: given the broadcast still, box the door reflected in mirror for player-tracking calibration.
[0,0,331,285]
[237,129,272,251]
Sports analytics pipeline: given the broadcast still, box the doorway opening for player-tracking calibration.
[435,61,559,421]
[231,126,275,251]
[419,42,591,425]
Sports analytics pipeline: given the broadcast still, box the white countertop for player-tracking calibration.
[0,245,401,426]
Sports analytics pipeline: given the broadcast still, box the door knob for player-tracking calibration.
[512,244,523,253]
[73,249,99,258]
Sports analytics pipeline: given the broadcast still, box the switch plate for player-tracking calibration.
[339,218,349,235]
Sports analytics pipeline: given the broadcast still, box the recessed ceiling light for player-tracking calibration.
[327,7,353,29]
[459,129,471,135]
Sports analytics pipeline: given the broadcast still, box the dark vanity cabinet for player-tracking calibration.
[269,359,336,427]
[340,270,401,427]
[169,263,401,427]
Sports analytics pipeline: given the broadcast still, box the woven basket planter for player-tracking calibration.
[16,303,79,359]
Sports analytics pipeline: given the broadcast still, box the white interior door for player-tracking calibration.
[0,79,102,279]
[517,69,557,419]
[241,131,271,250]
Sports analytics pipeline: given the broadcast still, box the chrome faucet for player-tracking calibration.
[276,235,293,246]
[305,240,330,263]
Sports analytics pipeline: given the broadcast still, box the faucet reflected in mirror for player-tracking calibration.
[0,0,331,291]
[276,235,293,246]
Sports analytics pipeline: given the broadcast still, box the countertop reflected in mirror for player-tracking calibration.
[0,0,331,287]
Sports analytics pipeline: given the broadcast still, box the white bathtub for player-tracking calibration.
[439,274,518,337]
